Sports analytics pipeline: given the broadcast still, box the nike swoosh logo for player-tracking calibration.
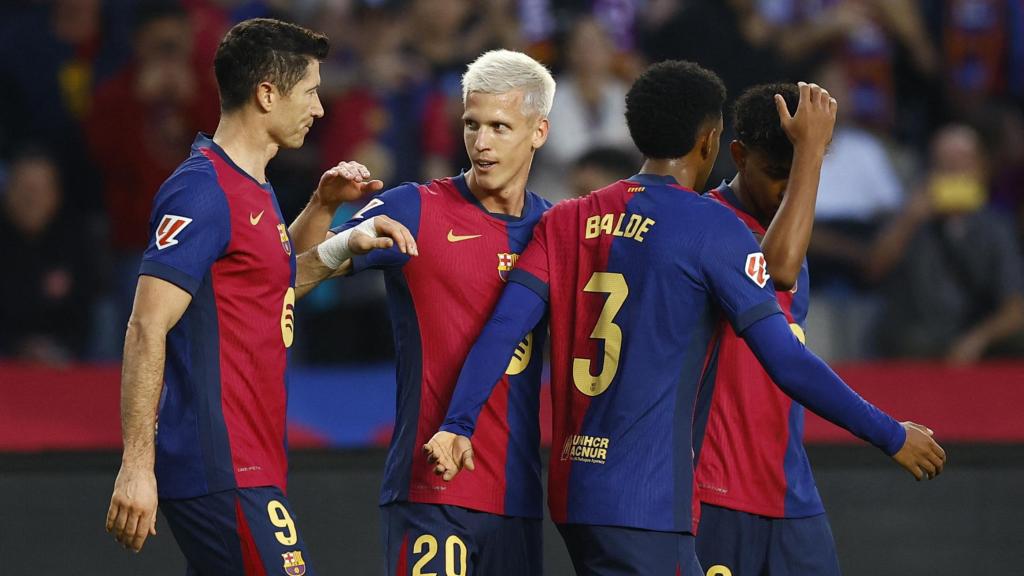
[250,211,264,225]
[447,229,482,242]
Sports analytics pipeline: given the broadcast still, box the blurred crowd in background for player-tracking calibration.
[1,0,1023,367]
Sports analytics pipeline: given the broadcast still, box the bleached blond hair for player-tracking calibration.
[462,49,556,118]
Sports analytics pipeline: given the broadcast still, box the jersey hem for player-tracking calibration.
[697,492,825,519]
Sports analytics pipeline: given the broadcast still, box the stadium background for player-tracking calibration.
[1,0,1023,574]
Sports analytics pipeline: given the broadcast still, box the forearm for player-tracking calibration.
[119,321,169,470]
[742,314,906,455]
[864,210,927,282]
[963,296,1024,349]
[442,283,546,436]
[288,193,340,255]
[761,145,823,289]
[294,249,352,299]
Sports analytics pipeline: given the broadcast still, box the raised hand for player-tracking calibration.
[315,161,385,207]
[776,81,838,153]
[891,422,947,481]
[423,431,476,482]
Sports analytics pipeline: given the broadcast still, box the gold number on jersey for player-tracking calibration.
[411,534,468,576]
[267,500,297,545]
[707,566,733,576]
[412,535,438,576]
[572,272,629,396]
[281,287,295,348]
[789,323,806,344]
[505,332,534,376]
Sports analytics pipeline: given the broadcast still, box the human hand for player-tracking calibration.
[423,431,476,482]
[105,464,159,552]
[315,161,385,208]
[891,422,946,481]
[776,82,838,153]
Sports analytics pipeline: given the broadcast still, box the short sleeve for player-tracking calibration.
[138,167,230,296]
[700,211,783,333]
[332,183,422,273]
[508,212,551,301]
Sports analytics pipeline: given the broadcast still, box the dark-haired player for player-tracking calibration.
[693,83,940,575]
[104,18,415,574]
[425,62,946,575]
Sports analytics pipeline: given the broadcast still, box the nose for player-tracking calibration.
[474,127,491,152]
[311,93,324,119]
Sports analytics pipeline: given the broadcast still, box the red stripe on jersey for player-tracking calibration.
[696,189,798,517]
[203,149,291,493]
[235,498,268,576]
[545,182,634,523]
[401,181,514,513]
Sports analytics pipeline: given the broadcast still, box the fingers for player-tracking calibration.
[122,511,143,550]
[774,93,793,122]
[113,504,130,543]
[327,161,372,183]
[375,216,419,256]
[105,501,119,533]
[460,447,475,472]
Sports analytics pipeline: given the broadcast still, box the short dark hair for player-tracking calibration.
[734,83,799,174]
[625,60,726,159]
[214,18,329,112]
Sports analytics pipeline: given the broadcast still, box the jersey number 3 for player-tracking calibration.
[573,272,628,397]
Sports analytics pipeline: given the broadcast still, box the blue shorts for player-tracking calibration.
[696,503,840,576]
[380,502,542,576]
[160,486,315,576]
[557,523,703,576]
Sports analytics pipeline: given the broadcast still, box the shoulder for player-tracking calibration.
[155,155,223,205]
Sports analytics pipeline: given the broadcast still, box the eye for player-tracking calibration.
[464,119,478,130]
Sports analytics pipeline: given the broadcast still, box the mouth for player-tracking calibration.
[474,159,497,172]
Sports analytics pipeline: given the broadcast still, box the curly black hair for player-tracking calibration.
[214,18,329,112]
[733,83,799,176]
[625,60,726,159]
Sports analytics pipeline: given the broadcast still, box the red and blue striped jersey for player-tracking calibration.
[334,175,551,518]
[141,134,296,499]
[694,183,823,518]
[510,174,782,532]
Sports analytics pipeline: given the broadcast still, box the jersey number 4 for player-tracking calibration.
[573,272,628,397]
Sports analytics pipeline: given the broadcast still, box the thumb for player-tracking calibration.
[360,179,385,193]
[462,448,475,472]
[775,94,793,123]
[371,237,394,250]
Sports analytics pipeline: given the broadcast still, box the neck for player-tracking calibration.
[212,112,278,184]
[465,164,531,217]
[728,173,771,227]
[638,157,703,190]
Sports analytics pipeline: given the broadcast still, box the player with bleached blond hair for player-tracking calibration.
[329,49,555,574]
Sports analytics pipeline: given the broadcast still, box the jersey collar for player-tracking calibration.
[627,173,696,193]
[714,180,756,218]
[452,172,534,224]
[192,133,273,191]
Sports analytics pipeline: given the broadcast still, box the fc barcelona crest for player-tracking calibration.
[277,223,292,255]
[282,551,306,576]
[497,252,519,282]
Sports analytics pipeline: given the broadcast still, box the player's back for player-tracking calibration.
[513,174,781,533]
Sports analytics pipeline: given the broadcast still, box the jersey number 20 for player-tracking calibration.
[573,272,628,397]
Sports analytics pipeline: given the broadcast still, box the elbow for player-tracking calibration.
[124,313,171,345]
[771,273,797,292]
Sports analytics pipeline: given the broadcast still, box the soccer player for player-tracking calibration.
[425,61,946,575]
[104,19,415,574]
[694,82,944,575]
[330,50,555,574]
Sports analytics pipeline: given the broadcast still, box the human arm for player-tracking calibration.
[423,282,547,481]
[761,82,837,290]
[740,313,946,479]
[294,215,417,299]
[105,276,191,552]
[287,161,384,254]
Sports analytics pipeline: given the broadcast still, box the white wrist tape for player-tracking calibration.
[317,216,378,269]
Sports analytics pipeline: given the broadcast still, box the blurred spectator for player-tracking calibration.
[317,3,453,186]
[872,124,1024,363]
[0,150,97,364]
[85,2,219,350]
[0,0,133,214]
[807,59,906,289]
[934,0,1024,114]
[569,146,638,198]
[986,104,1024,241]
[534,16,633,200]
[759,0,938,133]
